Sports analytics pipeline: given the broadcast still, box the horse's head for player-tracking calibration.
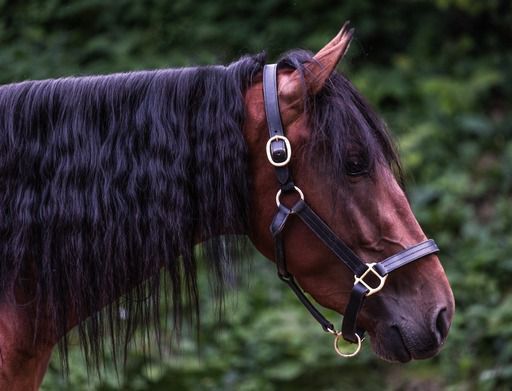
[244,24,455,362]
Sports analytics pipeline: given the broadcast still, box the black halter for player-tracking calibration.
[262,64,439,357]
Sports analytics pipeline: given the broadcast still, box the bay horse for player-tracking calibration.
[0,23,454,389]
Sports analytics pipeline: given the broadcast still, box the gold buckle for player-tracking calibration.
[266,135,292,167]
[354,263,388,297]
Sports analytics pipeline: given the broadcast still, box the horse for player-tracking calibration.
[0,22,454,389]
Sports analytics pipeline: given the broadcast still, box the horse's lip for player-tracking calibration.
[371,326,412,363]
[391,325,413,363]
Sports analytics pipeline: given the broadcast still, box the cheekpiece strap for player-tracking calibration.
[263,64,292,186]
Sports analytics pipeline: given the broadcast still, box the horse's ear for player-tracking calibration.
[279,22,354,108]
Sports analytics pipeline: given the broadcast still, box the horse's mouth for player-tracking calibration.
[373,326,412,363]
[390,326,414,362]
[370,324,446,363]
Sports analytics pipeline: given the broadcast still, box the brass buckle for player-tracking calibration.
[354,263,388,297]
[266,135,292,167]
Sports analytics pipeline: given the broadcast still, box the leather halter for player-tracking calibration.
[262,64,440,357]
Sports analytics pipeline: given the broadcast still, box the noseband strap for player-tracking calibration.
[262,64,440,354]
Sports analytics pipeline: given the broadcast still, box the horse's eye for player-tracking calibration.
[345,156,369,176]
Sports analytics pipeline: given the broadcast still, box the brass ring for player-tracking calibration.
[275,186,304,207]
[333,332,362,358]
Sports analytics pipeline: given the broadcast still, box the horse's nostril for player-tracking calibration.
[435,307,450,343]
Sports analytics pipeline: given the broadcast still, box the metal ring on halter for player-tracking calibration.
[266,135,292,167]
[275,186,304,207]
[354,262,388,297]
[333,332,362,358]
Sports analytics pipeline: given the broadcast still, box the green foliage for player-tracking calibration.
[1,0,511,389]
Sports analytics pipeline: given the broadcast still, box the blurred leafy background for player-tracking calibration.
[1,0,511,389]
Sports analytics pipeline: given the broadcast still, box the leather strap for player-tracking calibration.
[293,200,367,276]
[263,64,292,186]
[263,64,284,139]
[270,202,335,332]
[380,239,438,274]
[342,283,369,343]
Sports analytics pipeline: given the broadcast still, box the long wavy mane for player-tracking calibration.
[0,55,264,369]
[0,50,400,370]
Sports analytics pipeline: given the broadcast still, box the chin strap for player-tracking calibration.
[263,63,440,357]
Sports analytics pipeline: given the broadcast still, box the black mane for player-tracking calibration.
[0,50,400,370]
